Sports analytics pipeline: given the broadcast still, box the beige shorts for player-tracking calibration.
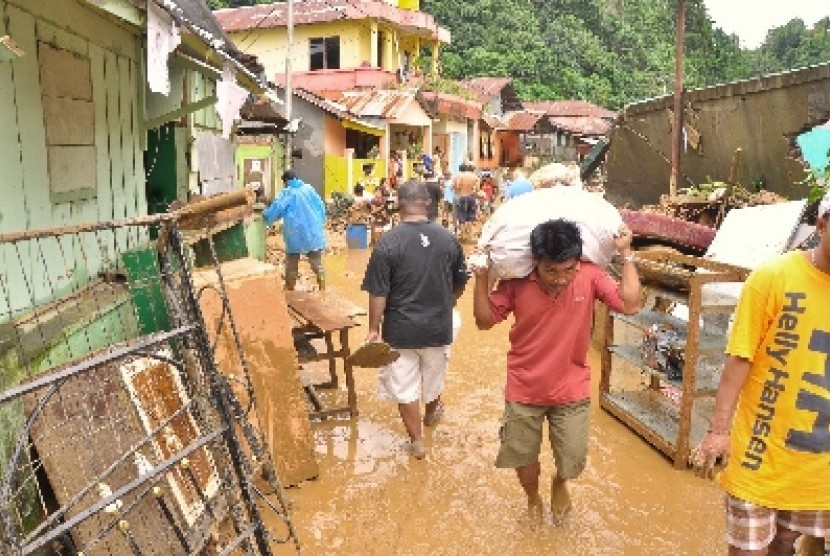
[725,494,830,551]
[377,346,447,404]
[495,399,590,479]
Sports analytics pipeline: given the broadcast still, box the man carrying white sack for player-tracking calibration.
[472,218,641,523]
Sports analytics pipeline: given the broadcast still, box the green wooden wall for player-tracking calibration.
[0,0,148,315]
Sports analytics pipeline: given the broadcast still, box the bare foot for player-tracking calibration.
[525,493,544,524]
[550,478,572,521]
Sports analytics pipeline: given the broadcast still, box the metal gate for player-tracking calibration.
[0,210,298,554]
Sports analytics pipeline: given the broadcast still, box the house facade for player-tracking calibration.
[523,100,615,162]
[214,0,450,96]
[0,0,269,309]
[215,0,451,194]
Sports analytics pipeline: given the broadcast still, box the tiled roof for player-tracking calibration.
[462,77,513,99]
[419,91,481,120]
[337,89,420,120]
[506,111,546,131]
[523,100,616,118]
[548,116,612,136]
[214,0,451,42]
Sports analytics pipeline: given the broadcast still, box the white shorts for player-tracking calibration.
[377,346,448,404]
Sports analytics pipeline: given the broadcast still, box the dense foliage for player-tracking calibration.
[423,0,830,109]
[210,0,830,110]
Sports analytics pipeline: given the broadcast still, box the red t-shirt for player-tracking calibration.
[489,263,625,405]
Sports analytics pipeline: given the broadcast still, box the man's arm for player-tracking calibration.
[614,224,642,314]
[695,355,751,470]
[366,295,386,342]
[262,191,290,226]
[472,267,496,330]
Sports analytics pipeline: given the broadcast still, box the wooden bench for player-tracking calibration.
[285,291,363,419]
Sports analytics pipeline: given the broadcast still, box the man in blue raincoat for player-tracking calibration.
[263,170,327,290]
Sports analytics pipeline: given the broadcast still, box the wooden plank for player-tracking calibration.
[193,263,319,486]
[37,41,92,100]
[24,361,190,554]
[285,291,358,333]
[8,5,54,305]
[35,15,88,59]
[119,56,138,221]
[105,49,123,222]
[42,96,95,145]
[90,44,113,223]
[7,0,138,61]
[47,146,97,195]
[132,59,148,222]
[0,2,29,316]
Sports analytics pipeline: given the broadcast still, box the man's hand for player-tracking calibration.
[613,223,634,255]
[365,330,380,343]
[689,431,730,480]
[467,250,490,279]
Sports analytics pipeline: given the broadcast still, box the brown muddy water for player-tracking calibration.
[268,247,725,555]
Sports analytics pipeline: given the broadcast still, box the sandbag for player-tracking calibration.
[477,187,622,279]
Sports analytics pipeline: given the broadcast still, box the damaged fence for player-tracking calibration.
[0,210,298,555]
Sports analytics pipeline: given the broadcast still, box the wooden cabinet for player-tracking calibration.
[599,251,749,468]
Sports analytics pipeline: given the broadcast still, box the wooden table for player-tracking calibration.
[285,291,361,419]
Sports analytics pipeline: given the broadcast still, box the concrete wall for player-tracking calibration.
[290,97,326,195]
[605,64,830,208]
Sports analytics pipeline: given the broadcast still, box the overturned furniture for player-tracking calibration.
[0,194,299,554]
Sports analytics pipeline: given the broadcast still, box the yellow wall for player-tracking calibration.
[324,154,349,197]
[231,23,363,79]
[228,21,424,82]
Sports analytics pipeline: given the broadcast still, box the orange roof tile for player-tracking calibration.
[506,111,546,131]
[523,100,616,118]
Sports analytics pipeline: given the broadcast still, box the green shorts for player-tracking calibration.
[495,399,591,479]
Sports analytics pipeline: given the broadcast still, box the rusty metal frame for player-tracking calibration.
[0,206,298,555]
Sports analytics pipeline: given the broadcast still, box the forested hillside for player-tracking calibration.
[423,0,830,108]
[210,0,830,109]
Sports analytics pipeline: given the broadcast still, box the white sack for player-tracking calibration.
[477,187,622,279]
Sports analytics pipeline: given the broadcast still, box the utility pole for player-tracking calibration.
[284,0,294,171]
[669,0,685,198]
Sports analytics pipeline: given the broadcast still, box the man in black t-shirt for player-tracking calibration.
[362,180,468,459]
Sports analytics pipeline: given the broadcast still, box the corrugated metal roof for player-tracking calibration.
[337,89,419,119]
[214,0,450,42]
[481,114,506,130]
[462,77,513,99]
[506,111,545,131]
[419,91,481,120]
[523,100,616,118]
[548,116,611,136]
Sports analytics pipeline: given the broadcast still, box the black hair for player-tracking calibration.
[530,219,582,262]
[397,180,429,202]
[282,170,296,182]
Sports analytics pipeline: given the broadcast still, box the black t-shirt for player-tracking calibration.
[361,221,468,348]
[425,181,441,220]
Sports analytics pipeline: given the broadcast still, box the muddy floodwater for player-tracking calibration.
[270,247,725,555]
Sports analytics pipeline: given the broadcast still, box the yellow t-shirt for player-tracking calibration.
[718,250,830,510]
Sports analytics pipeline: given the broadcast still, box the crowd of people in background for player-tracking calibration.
[350,150,541,244]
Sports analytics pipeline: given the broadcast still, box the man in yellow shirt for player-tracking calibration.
[697,191,830,555]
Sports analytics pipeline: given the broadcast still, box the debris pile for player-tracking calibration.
[640,182,790,228]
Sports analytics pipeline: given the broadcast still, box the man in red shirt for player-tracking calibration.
[472,219,641,522]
